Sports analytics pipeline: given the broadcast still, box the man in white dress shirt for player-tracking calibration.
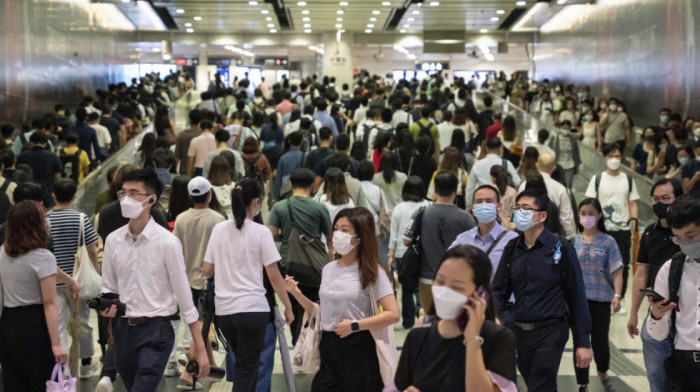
[464,138,521,207]
[100,169,209,391]
[645,194,700,391]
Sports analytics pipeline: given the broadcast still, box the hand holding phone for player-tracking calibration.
[639,288,667,304]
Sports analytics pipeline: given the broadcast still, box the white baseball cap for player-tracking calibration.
[187,176,212,196]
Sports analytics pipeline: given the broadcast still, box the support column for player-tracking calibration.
[196,46,209,91]
[322,32,354,90]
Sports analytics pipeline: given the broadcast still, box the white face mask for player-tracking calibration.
[431,285,468,320]
[120,196,150,219]
[333,231,358,255]
[609,104,618,112]
[607,158,621,171]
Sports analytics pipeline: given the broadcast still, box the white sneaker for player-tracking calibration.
[80,363,97,379]
[164,361,181,377]
[619,299,627,314]
[95,376,113,392]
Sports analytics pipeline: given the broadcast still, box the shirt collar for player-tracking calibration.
[123,216,157,242]
[474,223,504,242]
[517,227,557,250]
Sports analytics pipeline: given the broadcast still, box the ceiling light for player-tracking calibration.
[297,1,307,6]
[365,29,372,33]
[557,0,567,4]
[186,28,194,33]
[336,17,343,21]
[162,54,172,60]
[370,17,377,21]
[403,24,410,28]
[480,28,487,33]
[193,16,202,21]
[367,23,374,28]
[249,0,258,5]
[270,28,277,33]
[337,10,344,14]
[496,9,505,14]
[339,1,349,5]
[372,10,380,14]
[176,8,185,14]
[184,22,192,27]
[152,47,161,52]
[304,23,311,27]
[382,1,391,6]
[266,17,272,21]
[303,17,310,21]
[399,29,406,33]
[302,9,310,14]
[412,10,420,14]
[261,9,269,14]
[491,17,499,21]
[305,29,312,33]
[429,1,439,5]
[335,23,343,28]
[407,17,415,21]
[267,23,275,27]
[516,1,526,5]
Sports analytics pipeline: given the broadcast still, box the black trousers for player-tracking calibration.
[609,230,631,299]
[312,331,383,392]
[112,318,174,392]
[574,301,611,385]
[0,305,55,392]
[290,284,319,345]
[663,350,700,391]
[216,312,269,392]
[515,319,569,392]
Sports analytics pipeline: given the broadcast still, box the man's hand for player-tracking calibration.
[575,347,593,368]
[649,298,676,320]
[284,307,294,325]
[100,304,117,318]
[627,315,639,338]
[193,346,210,379]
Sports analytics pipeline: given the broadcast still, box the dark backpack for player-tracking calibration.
[244,153,264,183]
[58,148,82,182]
[362,124,378,148]
[667,251,686,331]
[416,121,433,140]
[594,172,632,197]
[0,180,12,224]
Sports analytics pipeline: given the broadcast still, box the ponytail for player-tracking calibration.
[230,178,263,230]
[380,151,397,184]
[489,164,508,195]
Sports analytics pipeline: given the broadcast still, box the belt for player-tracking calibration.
[674,350,700,363]
[514,317,566,331]
[126,314,179,327]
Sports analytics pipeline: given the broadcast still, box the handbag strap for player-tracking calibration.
[409,206,426,248]
[486,230,508,256]
[73,212,86,276]
[51,363,65,383]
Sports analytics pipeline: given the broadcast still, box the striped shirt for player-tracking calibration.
[573,233,623,302]
[47,208,98,278]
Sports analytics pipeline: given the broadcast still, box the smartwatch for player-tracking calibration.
[351,321,360,332]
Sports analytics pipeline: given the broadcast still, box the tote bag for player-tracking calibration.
[73,213,101,299]
[46,364,77,392]
[292,303,321,374]
[369,285,399,388]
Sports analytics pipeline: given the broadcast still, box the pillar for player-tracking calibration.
[322,31,354,90]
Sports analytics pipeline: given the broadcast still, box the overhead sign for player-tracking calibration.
[416,62,449,71]
[175,58,187,65]
[253,58,289,66]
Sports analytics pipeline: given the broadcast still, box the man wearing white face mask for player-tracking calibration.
[585,144,639,313]
[101,169,210,390]
[492,190,592,392]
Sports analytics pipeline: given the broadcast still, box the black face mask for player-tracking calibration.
[644,135,656,142]
[653,202,671,219]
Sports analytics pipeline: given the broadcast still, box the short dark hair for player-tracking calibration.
[537,128,550,143]
[560,120,571,128]
[13,182,43,203]
[474,184,501,203]
[1,123,15,139]
[602,143,620,156]
[485,137,502,150]
[75,107,88,123]
[1,150,16,168]
[29,131,48,145]
[319,127,332,141]
[199,119,213,131]
[335,133,351,151]
[65,132,79,145]
[215,129,230,143]
[483,96,493,107]
[402,176,426,202]
[434,170,458,197]
[189,109,202,125]
[191,192,209,204]
[87,112,100,122]
[299,117,312,130]
[420,106,432,118]
[329,152,351,172]
[381,108,393,123]
[416,135,432,155]
[515,189,550,212]
[290,168,315,189]
[357,160,375,182]
[666,194,700,230]
[53,179,78,203]
[120,168,163,199]
[288,131,303,147]
[650,178,683,198]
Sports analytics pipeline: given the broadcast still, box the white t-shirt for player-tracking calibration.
[585,172,640,231]
[319,261,393,332]
[437,122,456,152]
[204,220,280,315]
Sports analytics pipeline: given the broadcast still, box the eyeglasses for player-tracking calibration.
[511,207,545,213]
[652,196,674,204]
[117,190,152,200]
[670,236,698,245]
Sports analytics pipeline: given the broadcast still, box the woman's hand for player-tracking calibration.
[69,279,81,296]
[284,276,301,297]
[334,319,353,338]
[52,344,68,364]
[284,307,295,325]
[611,297,621,313]
[463,290,487,342]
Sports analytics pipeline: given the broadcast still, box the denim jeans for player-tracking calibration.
[641,314,673,392]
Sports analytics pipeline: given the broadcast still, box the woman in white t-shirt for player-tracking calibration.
[207,155,235,218]
[203,179,293,391]
[285,207,400,392]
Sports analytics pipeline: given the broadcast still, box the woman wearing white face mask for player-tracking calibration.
[573,198,623,392]
[601,98,631,153]
[285,207,400,392]
[202,179,294,391]
[580,108,602,151]
[549,119,582,189]
[395,245,517,392]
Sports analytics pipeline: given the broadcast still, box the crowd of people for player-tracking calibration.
[0,69,699,392]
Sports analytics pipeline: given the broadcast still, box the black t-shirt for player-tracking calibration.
[403,154,437,189]
[100,116,120,153]
[305,146,333,172]
[637,222,680,289]
[395,321,516,392]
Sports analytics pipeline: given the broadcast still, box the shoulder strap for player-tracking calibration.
[668,251,686,329]
[626,173,632,195]
[486,230,508,256]
[407,156,415,177]
[594,174,601,198]
[0,179,10,193]
[409,206,426,247]
[286,198,296,228]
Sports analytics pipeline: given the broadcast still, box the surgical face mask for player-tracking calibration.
[694,128,700,138]
[560,128,570,136]
[431,285,468,320]
[678,157,689,166]
[696,155,700,162]
[607,158,621,171]
[660,115,670,124]
[659,143,668,150]
[678,240,700,260]
[333,231,358,255]
[581,105,590,113]
[120,196,150,219]
[578,92,588,100]
[653,202,671,219]
[583,114,593,122]
[473,202,498,224]
[579,215,597,230]
[609,104,618,112]
[513,209,537,232]
[644,134,656,142]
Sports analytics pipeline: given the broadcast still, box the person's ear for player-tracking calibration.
[52,193,57,203]
[496,202,502,212]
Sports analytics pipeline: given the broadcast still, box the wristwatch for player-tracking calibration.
[351,321,360,332]
[614,294,621,298]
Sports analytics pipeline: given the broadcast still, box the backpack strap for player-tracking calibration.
[667,251,686,330]
[594,174,601,198]
[0,179,10,193]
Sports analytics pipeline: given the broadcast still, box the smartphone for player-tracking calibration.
[457,286,489,331]
[639,288,668,304]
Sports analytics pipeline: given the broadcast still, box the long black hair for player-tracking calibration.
[231,178,263,229]
[379,151,398,183]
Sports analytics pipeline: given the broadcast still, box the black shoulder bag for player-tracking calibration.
[398,206,426,289]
